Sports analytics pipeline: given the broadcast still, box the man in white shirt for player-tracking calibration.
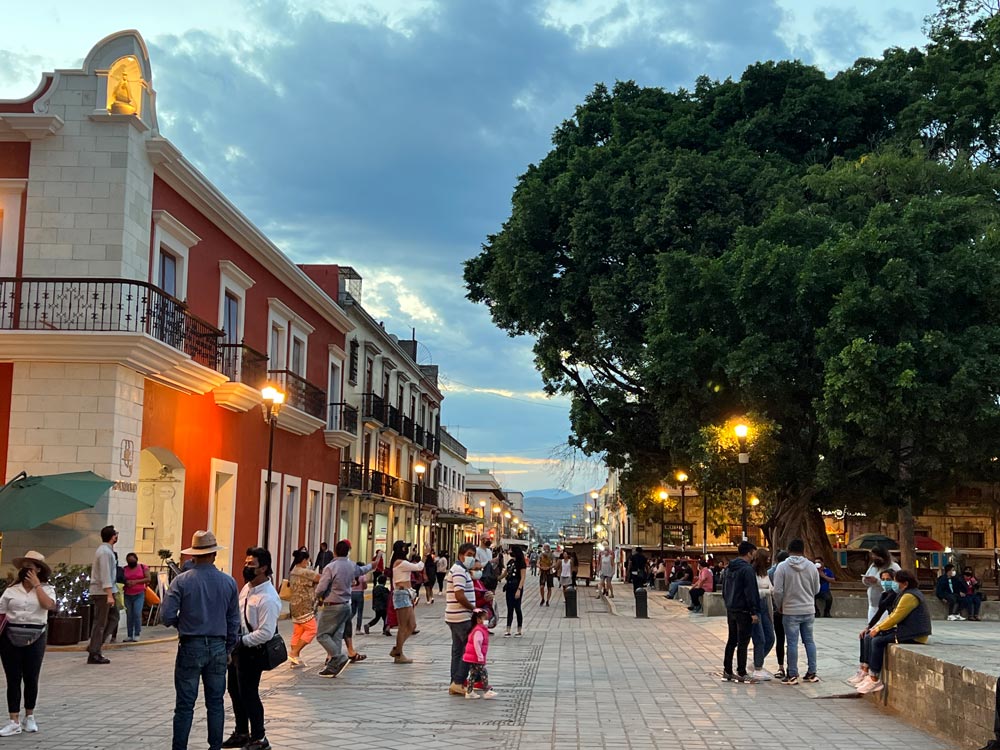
[475,539,492,568]
[86,525,119,665]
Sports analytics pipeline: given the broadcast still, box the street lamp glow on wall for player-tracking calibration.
[414,462,426,552]
[260,383,286,552]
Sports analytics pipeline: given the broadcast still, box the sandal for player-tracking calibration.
[349,653,367,663]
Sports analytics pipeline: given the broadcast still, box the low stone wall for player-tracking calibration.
[870,643,996,747]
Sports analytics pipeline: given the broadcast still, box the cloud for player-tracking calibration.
[467,455,560,466]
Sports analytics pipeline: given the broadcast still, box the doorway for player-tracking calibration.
[135,447,186,568]
[208,459,238,574]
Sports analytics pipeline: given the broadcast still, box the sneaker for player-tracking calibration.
[515,631,523,638]
[244,739,271,750]
[751,669,772,681]
[0,721,21,737]
[364,624,370,635]
[383,629,392,636]
[86,655,110,665]
[947,614,958,621]
[449,683,466,696]
[780,674,799,685]
[856,677,884,694]
[846,669,867,686]
[955,614,966,621]
[334,659,350,676]
[222,733,250,748]
[465,691,481,700]
[504,631,512,638]
[21,716,37,733]
[123,637,136,643]
[482,689,498,699]
[803,672,820,683]
[774,667,786,680]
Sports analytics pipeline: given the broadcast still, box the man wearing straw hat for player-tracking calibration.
[162,530,240,750]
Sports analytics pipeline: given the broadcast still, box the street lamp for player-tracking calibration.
[492,504,502,542]
[676,471,688,553]
[414,462,426,552]
[260,384,286,550]
[735,422,750,541]
[658,489,668,554]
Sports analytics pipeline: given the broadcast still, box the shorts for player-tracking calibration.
[291,617,317,648]
[601,575,612,583]
[540,571,553,589]
[560,576,572,587]
[393,589,413,609]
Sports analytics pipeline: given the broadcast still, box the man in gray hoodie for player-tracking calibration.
[772,539,821,685]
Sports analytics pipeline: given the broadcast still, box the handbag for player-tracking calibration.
[243,600,287,671]
[5,623,45,647]
[278,578,291,601]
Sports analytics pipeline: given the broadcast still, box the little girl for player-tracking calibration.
[463,608,497,699]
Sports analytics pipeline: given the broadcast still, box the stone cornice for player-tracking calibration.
[0,113,64,141]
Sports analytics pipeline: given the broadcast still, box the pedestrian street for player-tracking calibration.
[23,583,955,750]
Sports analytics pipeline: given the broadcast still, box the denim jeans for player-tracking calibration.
[783,613,817,677]
[124,593,144,638]
[751,601,776,670]
[667,580,691,598]
[351,591,365,630]
[316,603,351,667]
[172,637,227,750]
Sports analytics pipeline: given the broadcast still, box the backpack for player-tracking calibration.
[481,560,499,591]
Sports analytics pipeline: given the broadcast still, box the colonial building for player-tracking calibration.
[435,427,476,553]
[0,31,355,572]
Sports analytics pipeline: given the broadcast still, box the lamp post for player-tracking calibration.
[260,384,286,551]
[504,510,512,539]
[414,462,426,553]
[676,471,688,553]
[479,499,487,541]
[658,490,668,554]
[492,504,502,543]
[735,422,749,542]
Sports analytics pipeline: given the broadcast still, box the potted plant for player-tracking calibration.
[47,564,90,646]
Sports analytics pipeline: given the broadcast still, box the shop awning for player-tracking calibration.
[435,511,479,525]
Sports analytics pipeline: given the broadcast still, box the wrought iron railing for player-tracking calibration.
[417,485,439,507]
[268,369,326,420]
[414,423,425,447]
[341,461,365,490]
[336,463,437,506]
[361,392,385,423]
[327,402,359,435]
[0,277,223,369]
[439,428,467,459]
[402,415,415,441]
[385,403,402,433]
[219,343,268,387]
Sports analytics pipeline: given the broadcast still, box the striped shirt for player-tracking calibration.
[445,562,474,624]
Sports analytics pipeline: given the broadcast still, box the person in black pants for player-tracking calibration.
[721,541,761,682]
[502,546,527,637]
[628,548,649,591]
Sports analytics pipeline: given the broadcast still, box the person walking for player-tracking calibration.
[814,557,835,618]
[862,546,900,621]
[314,542,334,571]
[86,525,120,664]
[768,550,789,678]
[224,547,281,750]
[598,547,615,598]
[0,551,56,736]
[423,550,437,604]
[121,552,149,642]
[557,550,574,599]
[389,541,424,663]
[446,543,480,696]
[463,608,497,699]
[161,531,240,750]
[528,549,538,576]
[750,548,776,681]
[287,550,320,668]
[316,539,374,676]
[773,539,821,685]
[365,575,390,635]
[502,546,527,637]
[537,544,555,606]
[436,552,450,593]
[721,541,760,682]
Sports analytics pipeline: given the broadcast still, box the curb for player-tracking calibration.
[48,634,178,652]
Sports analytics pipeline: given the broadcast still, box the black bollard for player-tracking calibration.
[564,585,578,618]
[634,587,648,618]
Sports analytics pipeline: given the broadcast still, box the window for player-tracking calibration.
[270,323,286,370]
[365,358,374,393]
[953,531,984,548]
[223,292,240,345]
[0,181,26,277]
[159,251,178,297]
[382,371,391,402]
[398,385,404,411]
[376,441,390,473]
[348,340,359,384]
[291,337,305,376]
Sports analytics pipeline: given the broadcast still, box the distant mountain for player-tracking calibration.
[523,491,590,538]
[523,488,575,499]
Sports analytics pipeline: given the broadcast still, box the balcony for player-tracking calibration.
[0,276,228,394]
[414,423,425,447]
[384,403,402,434]
[361,392,385,425]
[268,369,327,436]
[214,343,268,412]
[337,462,437,507]
[414,484,438,508]
[401,415,415,441]
[324,402,359,450]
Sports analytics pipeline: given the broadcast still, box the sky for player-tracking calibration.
[0,0,937,493]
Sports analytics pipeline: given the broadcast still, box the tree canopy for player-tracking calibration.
[464,2,1000,566]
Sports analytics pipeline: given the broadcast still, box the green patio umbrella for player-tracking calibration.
[0,471,115,530]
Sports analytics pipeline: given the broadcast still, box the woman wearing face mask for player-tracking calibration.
[847,569,898,686]
[0,552,56,736]
[861,546,900,622]
[223,547,280,750]
[961,567,983,621]
[121,552,149,642]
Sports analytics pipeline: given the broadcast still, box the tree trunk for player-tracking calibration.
[768,488,845,579]
[898,500,915,572]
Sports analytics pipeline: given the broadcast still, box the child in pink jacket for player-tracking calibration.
[463,609,497,699]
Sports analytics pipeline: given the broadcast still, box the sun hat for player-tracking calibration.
[11,550,51,578]
[181,530,226,556]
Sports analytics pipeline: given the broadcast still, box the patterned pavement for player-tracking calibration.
[17,576,958,749]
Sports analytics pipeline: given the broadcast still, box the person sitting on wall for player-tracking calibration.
[935,563,968,621]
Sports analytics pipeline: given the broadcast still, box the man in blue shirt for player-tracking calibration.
[162,531,240,750]
[814,557,835,618]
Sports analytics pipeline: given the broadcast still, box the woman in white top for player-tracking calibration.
[862,547,901,622]
[388,540,424,664]
[0,551,56,736]
[750,549,776,681]
[558,551,574,598]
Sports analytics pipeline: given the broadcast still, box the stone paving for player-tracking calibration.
[15,577,967,749]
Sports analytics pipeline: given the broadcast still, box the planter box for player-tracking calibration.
[47,616,82,646]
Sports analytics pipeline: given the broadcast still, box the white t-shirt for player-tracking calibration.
[0,583,55,625]
[560,559,572,577]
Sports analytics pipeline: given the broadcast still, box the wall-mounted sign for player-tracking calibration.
[113,481,138,493]
[120,439,134,478]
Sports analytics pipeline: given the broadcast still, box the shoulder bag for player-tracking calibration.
[278,578,292,601]
[243,599,287,670]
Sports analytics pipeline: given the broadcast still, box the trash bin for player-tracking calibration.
[564,586,578,618]
[634,587,648,619]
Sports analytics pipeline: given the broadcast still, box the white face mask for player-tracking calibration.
[472,570,483,580]
[463,555,476,569]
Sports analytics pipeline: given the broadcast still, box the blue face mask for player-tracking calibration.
[889,581,900,593]
[880,580,894,592]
